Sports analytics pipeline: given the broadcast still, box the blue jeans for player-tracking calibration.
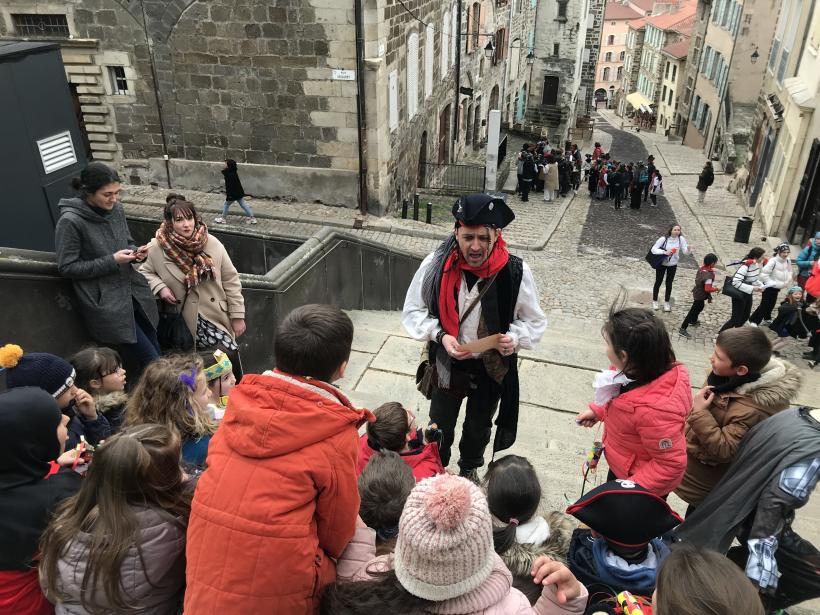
[221,198,253,217]
[118,301,160,377]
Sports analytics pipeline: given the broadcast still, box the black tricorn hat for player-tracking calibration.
[452,193,515,229]
[566,479,682,548]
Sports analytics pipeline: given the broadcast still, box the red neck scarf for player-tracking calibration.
[438,235,510,337]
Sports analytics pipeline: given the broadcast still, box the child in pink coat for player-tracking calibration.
[576,307,692,496]
[325,474,588,615]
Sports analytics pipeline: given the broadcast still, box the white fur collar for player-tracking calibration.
[515,515,551,545]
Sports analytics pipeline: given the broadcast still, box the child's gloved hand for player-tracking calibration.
[424,422,442,445]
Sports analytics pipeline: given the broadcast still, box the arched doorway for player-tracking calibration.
[466,104,474,145]
[594,88,607,108]
[472,98,481,148]
[417,131,427,187]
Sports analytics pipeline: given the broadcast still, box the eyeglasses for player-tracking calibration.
[100,365,124,378]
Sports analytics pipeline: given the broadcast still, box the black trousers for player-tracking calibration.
[749,287,780,324]
[681,299,706,329]
[727,528,820,611]
[613,187,622,208]
[516,173,523,194]
[429,359,501,471]
[653,265,677,302]
[720,293,753,331]
[520,179,532,201]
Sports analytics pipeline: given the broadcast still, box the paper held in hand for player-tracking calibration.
[456,333,504,354]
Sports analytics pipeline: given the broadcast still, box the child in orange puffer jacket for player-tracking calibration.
[576,307,692,497]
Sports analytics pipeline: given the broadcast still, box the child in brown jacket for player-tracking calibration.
[675,327,802,512]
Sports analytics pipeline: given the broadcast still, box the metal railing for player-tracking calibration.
[418,162,486,194]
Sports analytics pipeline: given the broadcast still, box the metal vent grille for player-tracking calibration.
[37,131,77,174]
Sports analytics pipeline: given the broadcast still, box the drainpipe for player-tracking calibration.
[354,0,369,215]
[138,0,171,188]
[452,0,462,163]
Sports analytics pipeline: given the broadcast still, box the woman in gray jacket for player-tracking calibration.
[55,163,159,373]
[39,424,191,615]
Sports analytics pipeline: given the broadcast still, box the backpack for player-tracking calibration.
[639,170,649,182]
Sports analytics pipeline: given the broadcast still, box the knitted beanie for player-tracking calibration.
[394,474,495,601]
[0,345,76,398]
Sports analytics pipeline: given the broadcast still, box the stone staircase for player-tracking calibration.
[338,309,820,581]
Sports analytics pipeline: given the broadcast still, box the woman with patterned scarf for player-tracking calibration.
[140,194,246,374]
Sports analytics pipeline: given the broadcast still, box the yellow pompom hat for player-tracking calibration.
[0,344,76,398]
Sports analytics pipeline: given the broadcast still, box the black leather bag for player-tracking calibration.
[157,296,194,352]
[722,280,745,300]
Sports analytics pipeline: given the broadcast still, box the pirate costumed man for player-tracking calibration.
[402,193,546,482]
[675,406,820,613]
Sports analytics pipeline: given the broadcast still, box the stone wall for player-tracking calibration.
[581,0,605,115]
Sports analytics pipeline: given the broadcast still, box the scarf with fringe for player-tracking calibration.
[156,221,214,291]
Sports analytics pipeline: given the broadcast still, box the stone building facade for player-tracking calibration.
[580,0,606,116]
[744,0,816,240]
[526,0,595,142]
[656,39,688,134]
[635,4,695,109]
[0,0,365,209]
[595,2,641,110]
[618,16,647,115]
[0,0,539,215]
[681,0,779,172]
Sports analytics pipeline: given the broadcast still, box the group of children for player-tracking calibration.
[516,141,583,202]
[677,243,820,366]
[587,155,662,210]
[0,297,813,615]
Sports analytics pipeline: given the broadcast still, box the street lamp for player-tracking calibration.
[751,46,760,64]
[484,40,495,60]
[526,51,535,65]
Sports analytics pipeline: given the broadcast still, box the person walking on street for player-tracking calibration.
[402,194,547,482]
[749,243,794,326]
[719,247,766,332]
[650,224,692,312]
[520,153,537,202]
[643,155,656,203]
[696,161,715,204]
[679,253,720,337]
[55,163,160,375]
[214,159,257,224]
[611,165,624,209]
[796,231,820,288]
[630,163,644,209]
[649,170,663,207]
[515,144,528,196]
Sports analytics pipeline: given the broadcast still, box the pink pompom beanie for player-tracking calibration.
[394,474,495,601]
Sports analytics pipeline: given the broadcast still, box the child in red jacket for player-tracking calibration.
[184,304,374,615]
[576,307,692,497]
[357,402,445,482]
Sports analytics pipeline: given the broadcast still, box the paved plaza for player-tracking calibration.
[122,113,820,613]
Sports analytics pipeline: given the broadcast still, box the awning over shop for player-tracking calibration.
[626,91,651,110]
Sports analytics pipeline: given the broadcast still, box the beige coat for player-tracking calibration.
[545,163,559,191]
[139,234,245,342]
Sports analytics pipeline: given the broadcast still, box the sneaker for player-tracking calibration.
[749,322,758,327]
[459,467,481,485]
[248,217,258,225]
[652,301,659,311]
[679,328,691,338]
[213,217,226,224]
[663,302,671,312]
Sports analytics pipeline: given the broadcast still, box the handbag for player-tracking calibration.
[645,238,668,270]
[415,272,499,399]
[721,277,746,300]
[156,294,194,352]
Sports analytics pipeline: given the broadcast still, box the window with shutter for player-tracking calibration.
[407,32,419,119]
[441,15,450,77]
[425,25,434,98]
[509,38,520,81]
[388,70,399,131]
